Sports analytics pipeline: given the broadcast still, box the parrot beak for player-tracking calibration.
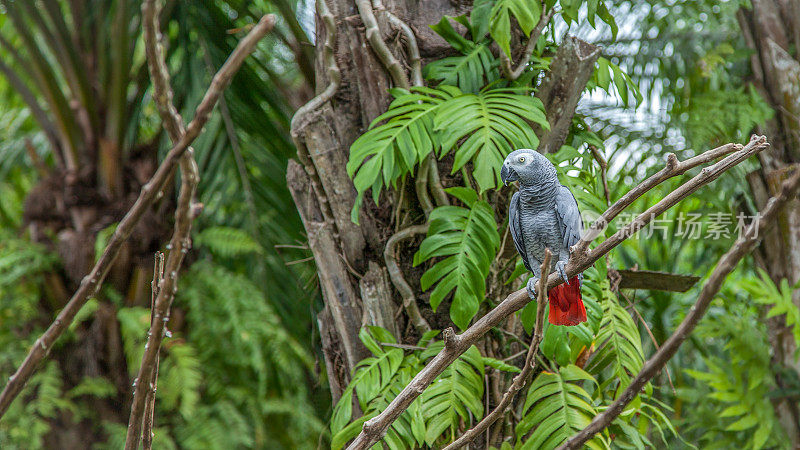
[500,164,518,186]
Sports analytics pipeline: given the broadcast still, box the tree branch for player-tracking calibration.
[559,163,800,449]
[125,1,204,447]
[0,10,275,421]
[443,250,552,450]
[499,6,555,81]
[344,135,769,450]
[574,139,750,254]
[384,224,432,333]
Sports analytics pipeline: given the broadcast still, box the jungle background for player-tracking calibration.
[0,0,799,449]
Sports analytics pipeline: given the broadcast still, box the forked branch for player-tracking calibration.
[125,0,203,447]
[559,163,800,449]
[345,135,769,450]
[0,10,275,421]
[443,250,552,450]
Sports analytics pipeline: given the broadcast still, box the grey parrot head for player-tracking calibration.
[501,149,558,187]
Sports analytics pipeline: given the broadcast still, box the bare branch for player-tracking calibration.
[443,250,552,450]
[384,224,432,333]
[125,1,204,447]
[344,136,769,450]
[559,164,800,449]
[0,9,275,422]
[500,6,555,81]
[574,139,750,254]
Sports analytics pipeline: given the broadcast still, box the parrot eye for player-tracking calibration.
[518,157,525,163]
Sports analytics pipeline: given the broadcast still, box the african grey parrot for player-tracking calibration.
[500,149,586,326]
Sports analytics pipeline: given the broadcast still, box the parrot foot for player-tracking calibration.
[556,260,570,285]
[526,277,539,299]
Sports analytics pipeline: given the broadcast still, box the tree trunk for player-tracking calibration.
[288,0,475,396]
[739,0,800,443]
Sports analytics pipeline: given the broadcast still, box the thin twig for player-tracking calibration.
[384,224,432,333]
[344,136,769,450]
[588,144,611,206]
[378,342,426,351]
[559,164,800,449]
[0,12,275,421]
[444,250,552,450]
[620,291,675,394]
[142,252,164,450]
[499,6,555,81]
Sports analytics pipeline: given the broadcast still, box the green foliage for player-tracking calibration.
[419,343,485,445]
[176,260,321,448]
[0,362,75,450]
[516,365,608,449]
[425,16,498,94]
[489,0,540,57]
[194,226,264,257]
[331,327,496,449]
[742,270,800,348]
[584,280,646,394]
[434,87,548,191]
[347,85,547,217]
[414,187,500,329]
[347,86,456,221]
[683,311,789,449]
[588,57,643,108]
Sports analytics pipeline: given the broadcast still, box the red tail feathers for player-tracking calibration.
[547,276,586,326]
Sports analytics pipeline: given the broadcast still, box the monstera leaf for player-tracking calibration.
[434,87,548,192]
[425,16,498,94]
[347,86,457,222]
[489,0,541,57]
[414,187,500,329]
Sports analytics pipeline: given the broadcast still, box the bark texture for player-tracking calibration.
[739,0,800,443]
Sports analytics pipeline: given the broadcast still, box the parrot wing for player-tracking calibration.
[555,185,582,250]
[508,192,532,271]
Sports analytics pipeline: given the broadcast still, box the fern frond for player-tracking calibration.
[516,365,609,450]
[584,280,645,394]
[420,343,485,446]
[194,226,263,257]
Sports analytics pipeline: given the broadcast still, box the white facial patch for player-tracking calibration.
[515,152,535,167]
